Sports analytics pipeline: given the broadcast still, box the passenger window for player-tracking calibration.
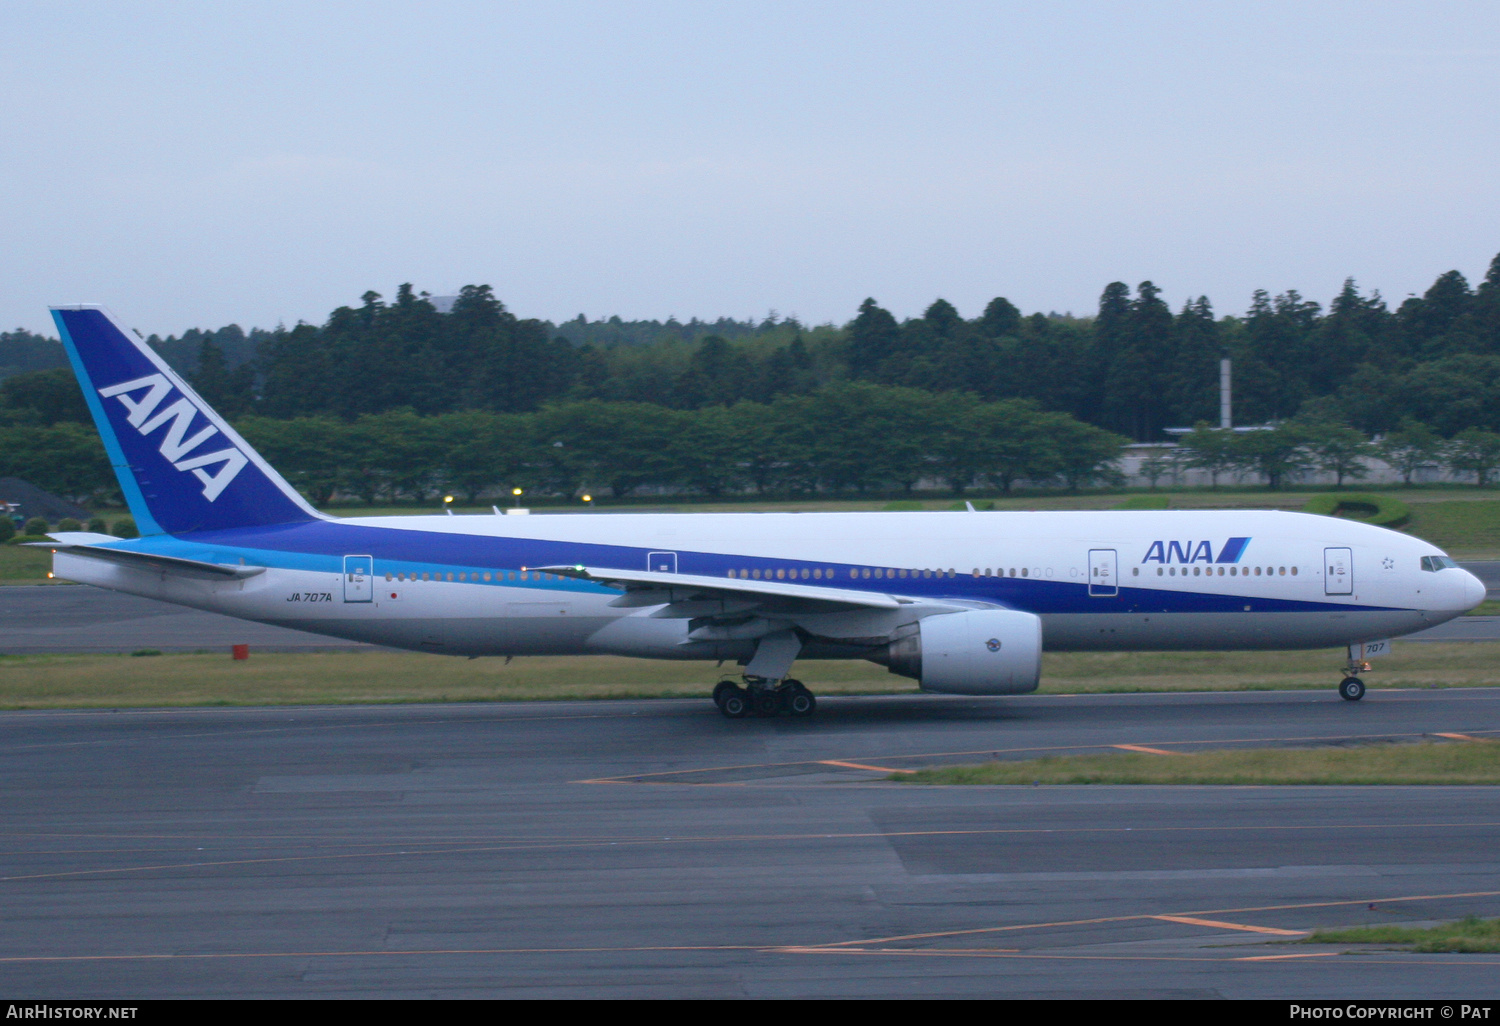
[1020,568,1028,578]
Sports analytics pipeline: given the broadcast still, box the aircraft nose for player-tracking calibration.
[1458,569,1488,611]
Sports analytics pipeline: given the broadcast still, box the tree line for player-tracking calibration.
[2,251,1497,439]
[233,386,1126,505]
[3,253,1500,505]
[1168,419,1500,490]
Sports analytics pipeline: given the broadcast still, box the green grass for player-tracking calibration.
[1117,495,1171,510]
[1306,917,1500,952]
[900,741,1500,785]
[1401,500,1500,558]
[0,642,1495,710]
[0,651,920,710]
[1469,600,1500,616]
[0,543,62,584]
[1302,492,1410,527]
[1038,642,1500,693]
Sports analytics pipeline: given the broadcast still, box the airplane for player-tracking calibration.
[42,305,1487,717]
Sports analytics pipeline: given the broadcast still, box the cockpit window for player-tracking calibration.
[1420,555,1460,572]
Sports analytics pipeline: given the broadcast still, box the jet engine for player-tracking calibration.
[878,609,1042,695]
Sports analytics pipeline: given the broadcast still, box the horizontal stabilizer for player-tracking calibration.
[40,540,266,580]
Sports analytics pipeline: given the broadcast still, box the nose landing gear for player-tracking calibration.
[1338,653,1371,701]
[713,677,816,718]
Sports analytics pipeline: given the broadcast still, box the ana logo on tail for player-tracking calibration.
[97,374,248,501]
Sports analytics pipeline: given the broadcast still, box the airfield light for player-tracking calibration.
[582,494,593,505]
[443,495,453,504]
[512,487,524,509]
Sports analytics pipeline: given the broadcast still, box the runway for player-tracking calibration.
[0,585,375,653]
[3,689,1500,998]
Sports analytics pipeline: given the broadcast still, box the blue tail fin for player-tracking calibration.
[51,305,322,535]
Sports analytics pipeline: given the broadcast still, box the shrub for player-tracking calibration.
[112,518,139,539]
[87,518,107,533]
[0,519,13,543]
[23,517,48,536]
[56,517,81,532]
[1303,492,1410,528]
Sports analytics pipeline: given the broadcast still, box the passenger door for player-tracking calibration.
[343,555,373,603]
[1324,547,1353,595]
[1088,549,1118,597]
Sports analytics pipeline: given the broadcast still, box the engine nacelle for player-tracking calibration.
[881,609,1042,695]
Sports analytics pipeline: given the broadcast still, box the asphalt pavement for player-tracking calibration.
[0,585,374,653]
[2,688,1499,998]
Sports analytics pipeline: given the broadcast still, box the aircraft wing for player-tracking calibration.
[39,540,266,581]
[536,565,906,612]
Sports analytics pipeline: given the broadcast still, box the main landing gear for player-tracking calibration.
[713,677,817,719]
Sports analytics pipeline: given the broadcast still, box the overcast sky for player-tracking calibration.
[3,1,1498,337]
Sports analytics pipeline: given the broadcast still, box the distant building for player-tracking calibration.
[0,478,91,523]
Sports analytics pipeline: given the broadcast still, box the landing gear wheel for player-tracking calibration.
[785,687,816,717]
[752,690,782,718]
[712,680,737,709]
[1338,677,1366,701]
[719,688,749,718]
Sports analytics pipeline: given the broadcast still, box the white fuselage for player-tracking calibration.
[53,509,1485,662]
